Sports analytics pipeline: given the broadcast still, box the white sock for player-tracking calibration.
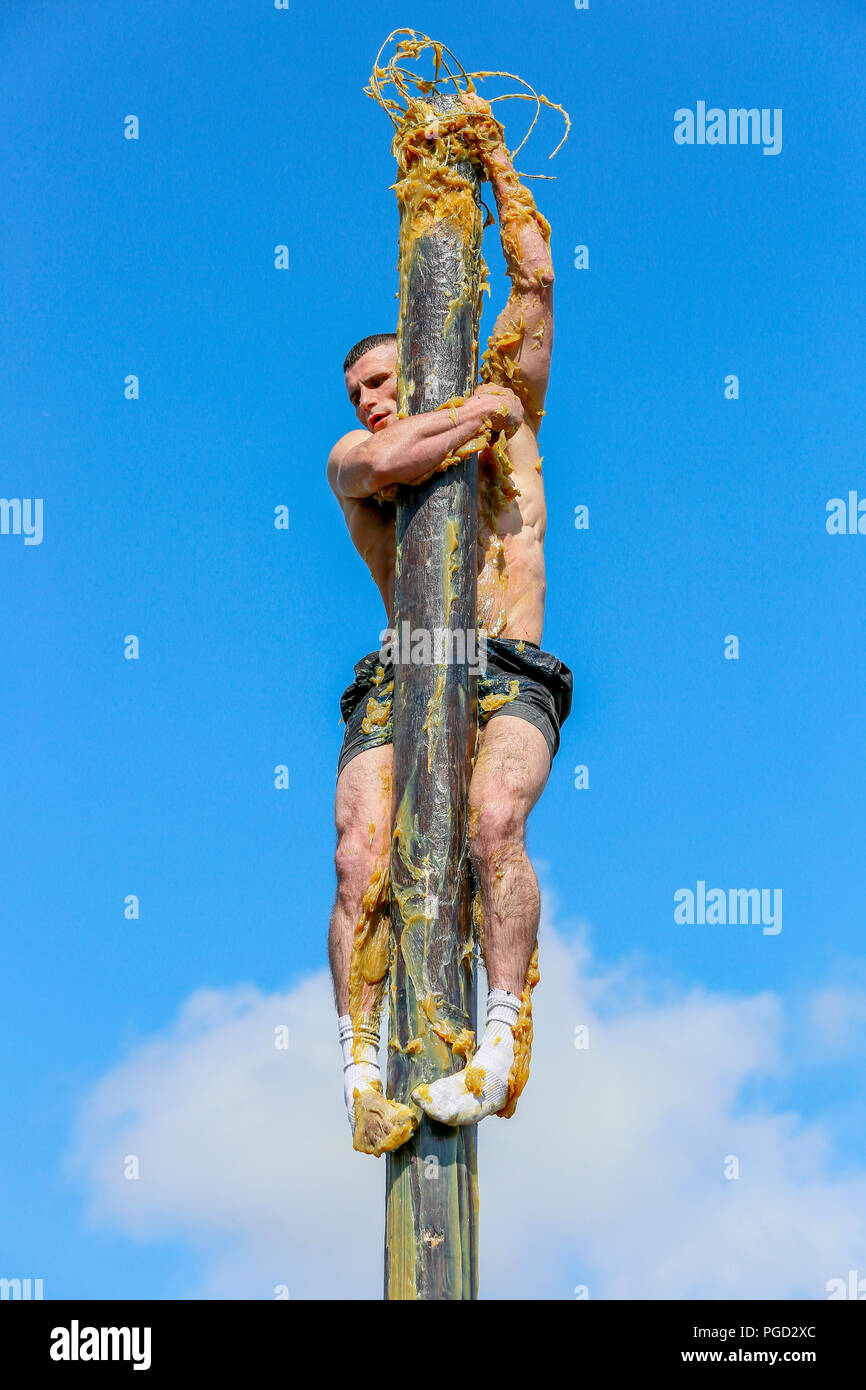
[487,988,521,1029]
[338,1013,381,1132]
[412,989,520,1125]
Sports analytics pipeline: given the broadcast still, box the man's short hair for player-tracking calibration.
[342,333,397,374]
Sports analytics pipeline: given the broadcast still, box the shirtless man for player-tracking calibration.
[327,95,572,1144]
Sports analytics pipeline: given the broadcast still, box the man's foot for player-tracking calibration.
[344,1067,381,1133]
[412,1019,514,1125]
[353,1085,418,1156]
[339,1012,382,1132]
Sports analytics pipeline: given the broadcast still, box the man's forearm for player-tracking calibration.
[485,146,554,291]
[469,145,554,432]
[337,395,493,499]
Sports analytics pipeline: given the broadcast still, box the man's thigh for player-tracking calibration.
[470,713,551,828]
[335,744,393,857]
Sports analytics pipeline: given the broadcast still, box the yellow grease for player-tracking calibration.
[347,861,391,1059]
[346,858,424,1158]
[471,885,485,957]
[353,1086,418,1157]
[363,33,568,1292]
[470,113,554,437]
[444,517,459,624]
[495,941,540,1119]
[421,666,447,772]
[361,697,391,735]
[390,791,475,1077]
[417,991,475,1063]
[388,96,485,437]
[477,529,510,639]
[371,50,553,617]
[366,24,569,493]
[464,1064,486,1097]
[381,80,531,526]
[365,36,558,1142]
[452,1029,476,1061]
[479,678,520,713]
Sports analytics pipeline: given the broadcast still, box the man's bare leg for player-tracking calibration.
[329,744,417,1154]
[329,744,392,1016]
[468,715,549,995]
[413,714,550,1125]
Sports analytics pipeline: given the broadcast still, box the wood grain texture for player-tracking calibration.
[385,88,483,1301]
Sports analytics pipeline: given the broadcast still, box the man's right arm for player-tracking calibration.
[327,386,522,500]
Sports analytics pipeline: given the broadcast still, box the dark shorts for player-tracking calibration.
[336,636,573,781]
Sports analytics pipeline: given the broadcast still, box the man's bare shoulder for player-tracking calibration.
[327,429,369,498]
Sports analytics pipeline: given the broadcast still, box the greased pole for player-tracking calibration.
[384,86,484,1300]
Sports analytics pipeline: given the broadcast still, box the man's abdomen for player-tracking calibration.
[477,525,546,645]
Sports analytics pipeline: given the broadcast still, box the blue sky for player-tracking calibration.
[2,0,865,1299]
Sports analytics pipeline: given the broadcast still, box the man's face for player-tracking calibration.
[345,344,398,433]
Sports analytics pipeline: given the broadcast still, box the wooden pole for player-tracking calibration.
[385,88,483,1301]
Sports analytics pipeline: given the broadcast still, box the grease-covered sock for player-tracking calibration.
[412,989,520,1125]
[338,1013,381,1132]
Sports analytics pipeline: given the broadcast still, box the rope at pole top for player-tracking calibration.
[365,29,571,179]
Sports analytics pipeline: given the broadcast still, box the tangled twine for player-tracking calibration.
[365,28,570,177]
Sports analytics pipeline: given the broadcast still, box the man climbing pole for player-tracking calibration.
[327,84,573,1146]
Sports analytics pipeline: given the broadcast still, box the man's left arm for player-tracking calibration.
[467,98,555,435]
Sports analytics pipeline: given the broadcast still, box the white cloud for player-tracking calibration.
[808,982,866,1056]
[67,902,866,1300]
